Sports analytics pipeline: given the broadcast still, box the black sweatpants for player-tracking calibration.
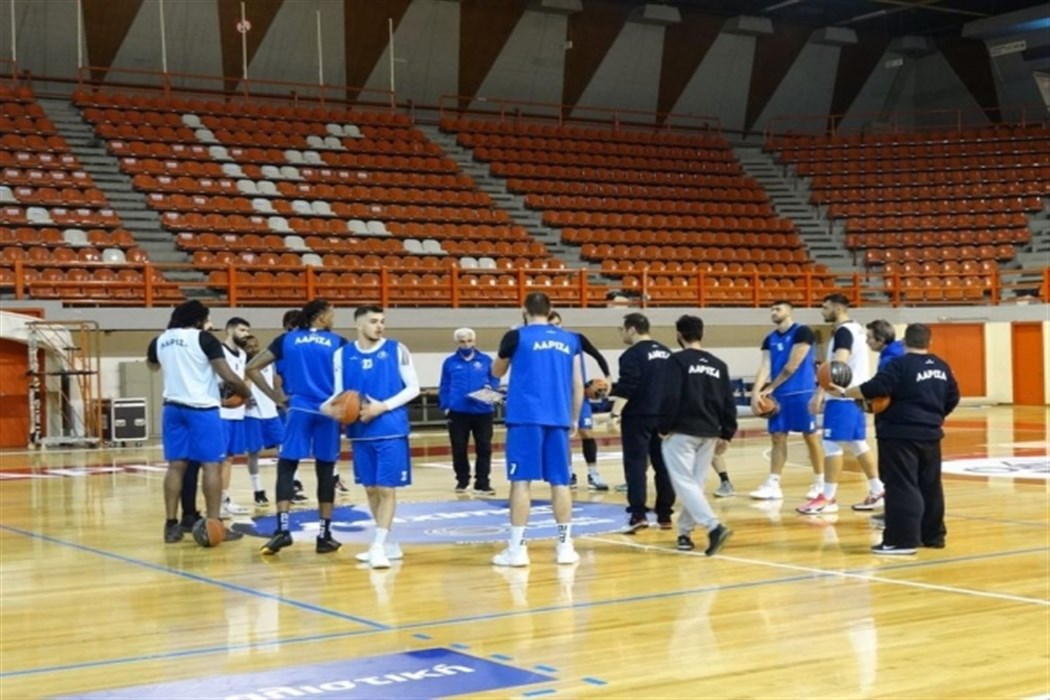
[877,438,947,548]
[448,411,493,489]
[621,414,675,520]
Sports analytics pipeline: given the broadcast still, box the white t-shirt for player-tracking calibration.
[147,328,225,408]
[245,362,279,419]
[826,320,870,401]
[219,343,247,420]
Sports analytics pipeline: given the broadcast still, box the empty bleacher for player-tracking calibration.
[1,82,182,303]
[766,124,1049,303]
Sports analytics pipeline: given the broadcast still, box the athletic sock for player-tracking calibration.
[250,472,263,492]
[869,478,884,493]
[557,523,573,546]
[509,526,526,551]
[769,474,781,484]
[374,527,389,547]
[320,518,332,539]
[719,471,730,483]
[823,482,839,499]
[278,511,290,532]
[587,465,599,478]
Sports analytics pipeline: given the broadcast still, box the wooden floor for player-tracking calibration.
[1,406,1047,699]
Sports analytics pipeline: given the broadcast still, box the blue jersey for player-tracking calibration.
[879,340,905,370]
[269,329,347,410]
[761,323,816,398]
[339,337,411,439]
[499,324,580,428]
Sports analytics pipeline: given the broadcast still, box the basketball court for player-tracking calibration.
[1,405,1046,698]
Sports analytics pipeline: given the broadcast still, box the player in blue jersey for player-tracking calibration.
[245,299,349,556]
[749,300,825,501]
[329,305,420,570]
[492,292,584,568]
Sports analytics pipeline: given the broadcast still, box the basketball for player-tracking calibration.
[817,360,852,390]
[755,394,780,419]
[220,385,244,409]
[192,518,226,547]
[585,378,609,400]
[859,395,892,414]
[326,390,362,424]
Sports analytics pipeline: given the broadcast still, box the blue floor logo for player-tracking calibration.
[60,648,556,699]
[232,500,626,544]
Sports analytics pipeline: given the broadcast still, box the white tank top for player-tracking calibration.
[155,328,222,408]
[245,363,279,419]
[219,344,247,420]
[826,320,870,401]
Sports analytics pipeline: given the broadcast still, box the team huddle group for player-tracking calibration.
[149,290,959,568]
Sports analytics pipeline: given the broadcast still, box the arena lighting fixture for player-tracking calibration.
[846,8,889,23]
[764,0,802,10]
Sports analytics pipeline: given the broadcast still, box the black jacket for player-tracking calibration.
[611,339,671,417]
[658,348,738,440]
[860,352,960,441]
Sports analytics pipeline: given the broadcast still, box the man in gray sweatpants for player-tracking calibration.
[657,315,737,556]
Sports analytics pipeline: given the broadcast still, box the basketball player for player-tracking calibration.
[330,305,421,570]
[492,292,584,567]
[611,312,675,533]
[219,317,252,517]
[549,310,611,491]
[797,294,885,514]
[833,324,959,554]
[147,300,251,544]
[243,334,281,506]
[246,299,348,556]
[658,315,736,555]
[279,309,316,504]
[749,300,825,500]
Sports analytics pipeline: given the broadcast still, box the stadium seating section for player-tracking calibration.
[766,125,1049,303]
[1,83,182,303]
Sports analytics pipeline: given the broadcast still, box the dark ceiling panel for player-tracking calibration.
[828,32,893,126]
[217,0,285,93]
[562,0,633,112]
[82,0,144,83]
[458,0,529,110]
[343,0,413,103]
[657,9,726,120]
[939,36,1001,120]
[745,23,812,131]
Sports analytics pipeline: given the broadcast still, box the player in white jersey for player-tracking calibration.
[798,294,885,515]
[219,317,252,517]
[243,334,282,506]
[147,301,252,544]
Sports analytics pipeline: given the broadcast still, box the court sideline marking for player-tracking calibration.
[0,524,391,631]
[584,536,1049,607]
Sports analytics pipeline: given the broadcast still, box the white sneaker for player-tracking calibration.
[354,543,403,562]
[805,482,824,500]
[367,544,391,569]
[492,546,530,567]
[749,481,783,500]
[556,544,580,565]
[220,499,251,517]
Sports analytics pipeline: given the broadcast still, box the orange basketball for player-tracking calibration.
[860,395,892,414]
[585,378,609,400]
[755,394,780,419]
[329,390,362,424]
[221,385,244,408]
[192,517,227,547]
[817,360,852,391]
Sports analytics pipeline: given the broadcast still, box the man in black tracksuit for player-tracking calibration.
[835,323,959,555]
[658,315,737,556]
[610,312,674,533]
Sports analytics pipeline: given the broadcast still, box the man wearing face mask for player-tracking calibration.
[438,328,499,496]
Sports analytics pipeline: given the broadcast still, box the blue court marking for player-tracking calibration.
[451,643,471,650]
[522,689,557,697]
[413,633,432,640]
[947,513,1049,529]
[491,653,514,661]
[0,524,389,632]
[582,677,608,686]
[534,664,559,673]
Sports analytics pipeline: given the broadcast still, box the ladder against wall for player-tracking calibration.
[26,321,102,447]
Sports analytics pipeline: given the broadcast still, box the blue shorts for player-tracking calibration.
[244,416,284,453]
[352,437,411,487]
[505,424,571,485]
[162,404,225,463]
[280,407,341,462]
[768,394,817,435]
[822,399,866,441]
[578,401,593,430]
[222,418,248,457]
